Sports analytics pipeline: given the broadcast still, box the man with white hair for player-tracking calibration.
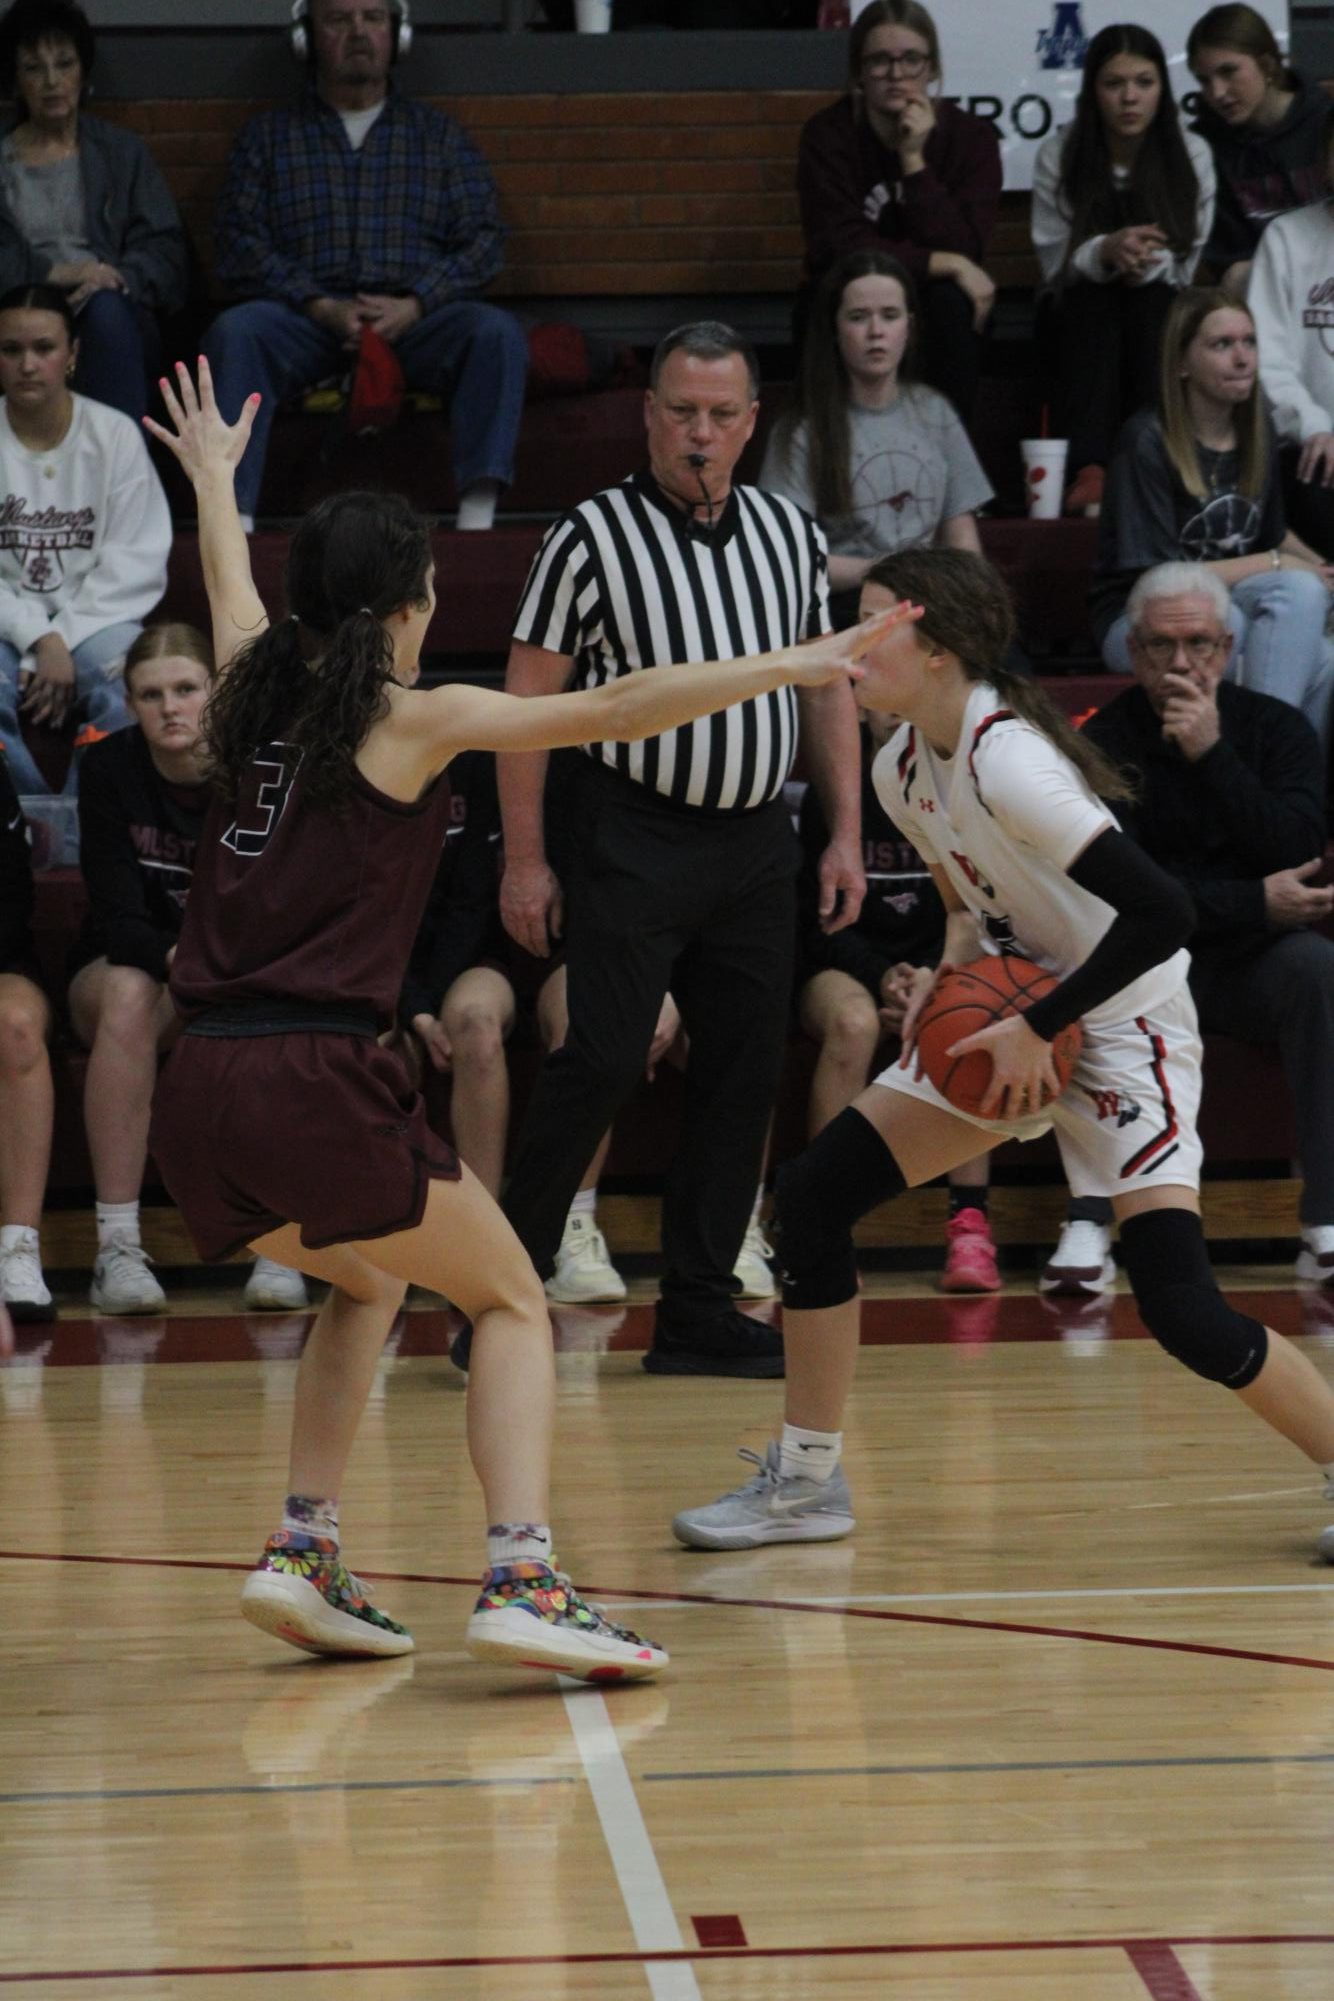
[1045,559,1334,1290]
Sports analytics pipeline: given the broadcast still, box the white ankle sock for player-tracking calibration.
[96,1201,140,1250]
[487,1523,554,1568]
[1322,1462,1334,1500]
[0,1224,36,1252]
[238,511,255,535]
[780,1422,842,1484]
[456,479,500,531]
[570,1188,597,1222]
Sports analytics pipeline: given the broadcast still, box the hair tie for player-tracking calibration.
[358,605,375,618]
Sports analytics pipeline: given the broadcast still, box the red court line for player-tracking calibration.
[1,1935,1329,1984]
[1126,1941,1208,2000]
[2,1548,1332,1673]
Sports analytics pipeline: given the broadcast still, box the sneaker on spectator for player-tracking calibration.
[545,1213,627,1304]
[672,1442,855,1550]
[1039,1219,1116,1296]
[1064,464,1104,516]
[938,1208,1000,1294]
[240,1531,414,1658]
[244,1257,311,1312]
[0,1229,53,1322]
[1296,1226,1334,1287]
[734,1219,777,1299]
[464,1561,667,1680]
[90,1236,166,1315]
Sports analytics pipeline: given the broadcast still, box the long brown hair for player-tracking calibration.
[864,548,1136,803]
[775,249,917,521]
[1186,4,1295,90]
[1159,286,1268,500]
[1058,25,1199,268]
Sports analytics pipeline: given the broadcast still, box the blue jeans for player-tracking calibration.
[1102,568,1334,755]
[203,298,528,518]
[72,291,162,426]
[0,621,140,797]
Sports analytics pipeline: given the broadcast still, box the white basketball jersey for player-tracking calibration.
[872,683,1189,1032]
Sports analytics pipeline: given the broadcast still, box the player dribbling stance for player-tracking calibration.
[673,547,1334,1560]
[144,360,904,1680]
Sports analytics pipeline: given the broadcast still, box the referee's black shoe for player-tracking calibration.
[643,1308,784,1379]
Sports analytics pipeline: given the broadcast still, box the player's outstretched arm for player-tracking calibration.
[143,359,266,676]
[418,605,919,767]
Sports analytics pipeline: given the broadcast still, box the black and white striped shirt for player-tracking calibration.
[513,470,832,812]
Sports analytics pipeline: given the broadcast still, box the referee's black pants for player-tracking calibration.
[502,762,798,1328]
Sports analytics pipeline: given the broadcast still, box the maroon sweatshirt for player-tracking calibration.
[797,94,1002,284]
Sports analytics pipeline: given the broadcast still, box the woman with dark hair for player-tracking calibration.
[1031,23,1215,514]
[0,0,186,423]
[761,247,992,622]
[0,283,170,798]
[672,544,1334,1569]
[1092,286,1333,747]
[796,0,1001,420]
[1188,4,1327,295]
[143,358,895,1680]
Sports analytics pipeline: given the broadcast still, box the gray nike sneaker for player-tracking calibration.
[671,1442,855,1551]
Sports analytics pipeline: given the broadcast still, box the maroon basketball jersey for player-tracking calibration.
[170,742,452,1029]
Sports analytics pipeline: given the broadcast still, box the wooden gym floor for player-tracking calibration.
[2,1270,1333,1999]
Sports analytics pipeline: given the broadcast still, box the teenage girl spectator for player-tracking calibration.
[0,750,53,1319]
[1092,287,1334,752]
[0,282,169,799]
[67,624,308,1316]
[761,249,992,627]
[1031,24,1215,516]
[0,1,187,424]
[1248,106,1334,556]
[1188,4,1328,296]
[796,0,1000,421]
[796,716,997,1293]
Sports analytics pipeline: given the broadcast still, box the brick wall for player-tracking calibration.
[100,92,1038,298]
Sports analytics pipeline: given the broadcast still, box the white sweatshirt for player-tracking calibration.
[0,393,170,658]
[1030,123,1215,290]
[1249,199,1334,443]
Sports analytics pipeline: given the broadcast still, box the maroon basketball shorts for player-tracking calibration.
[149,1026,461,1262]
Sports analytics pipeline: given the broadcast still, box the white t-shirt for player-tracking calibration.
[872,682,1189,1031]
[1249,198,1334,443]
[0,394,171,658]
[339,100,387,152]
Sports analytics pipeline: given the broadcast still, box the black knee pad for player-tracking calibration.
[1119,1208,1268,1389]
[773,1105,907,1311]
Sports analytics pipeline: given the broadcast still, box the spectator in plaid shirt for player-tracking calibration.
[203,0,526,531]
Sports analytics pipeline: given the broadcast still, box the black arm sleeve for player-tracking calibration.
[1021,827,1194,1042]
[77,752,174,982]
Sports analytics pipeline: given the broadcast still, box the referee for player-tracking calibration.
[498,322,865,1377]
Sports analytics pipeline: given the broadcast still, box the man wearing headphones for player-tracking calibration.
[203,0,526,531]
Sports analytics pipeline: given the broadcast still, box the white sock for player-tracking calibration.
[238,511,255,535]
[780,1422,842,1484]
[0,1224,37,1252]
[570,1187,597,1223]
[1322,1462,1334,1500]
[487,1522,554,1569]
[96,1201,140,1250]
[456,479,500,531]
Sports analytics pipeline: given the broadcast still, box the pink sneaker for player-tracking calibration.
[939,1209,1000,1294]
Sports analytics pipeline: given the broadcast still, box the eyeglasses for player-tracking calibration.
[861,51,931,79]
[1134,634,1227,666]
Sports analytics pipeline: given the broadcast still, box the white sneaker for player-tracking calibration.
[733,1219,777,1300]
[90,1236,166,1315]
[244,1257,311,1312]
[0,1230,53,1322]
[545,1214,626,1304]
[1296,1226,1334,1287]
[1039,1219,1115,1296]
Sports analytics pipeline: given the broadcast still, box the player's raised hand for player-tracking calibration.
[143,357,259,490]
[784,601,922,689]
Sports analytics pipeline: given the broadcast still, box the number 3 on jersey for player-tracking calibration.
[221,743,300,859]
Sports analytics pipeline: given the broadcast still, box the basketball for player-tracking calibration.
[914,956,1083,1120]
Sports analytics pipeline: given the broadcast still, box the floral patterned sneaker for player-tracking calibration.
[464,1561,668,1681]
[240,1530,414,1658]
